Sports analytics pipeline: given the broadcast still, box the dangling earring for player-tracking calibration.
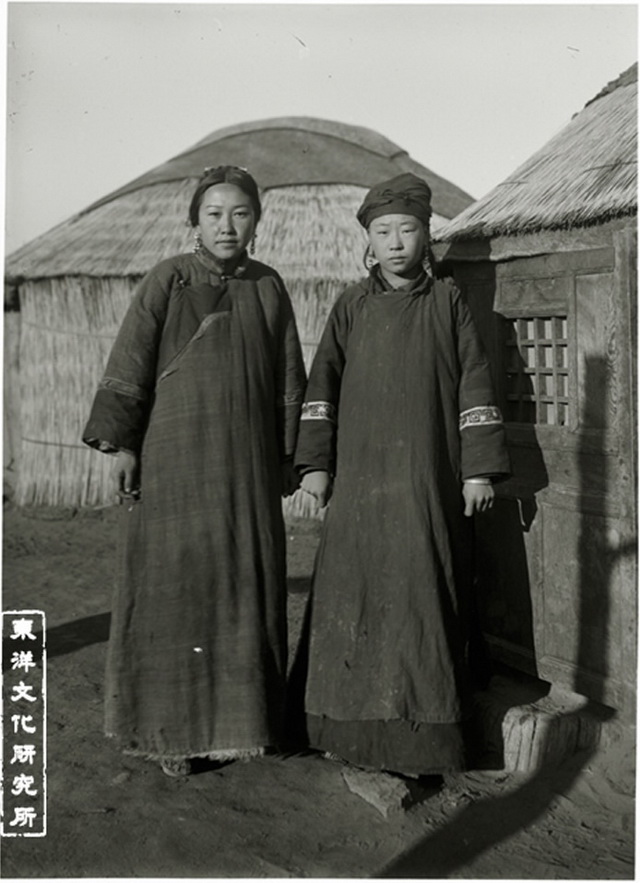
[363,244,377,271]
[192,229,203,254]
[422,245,435,280]
[249,233,256,256]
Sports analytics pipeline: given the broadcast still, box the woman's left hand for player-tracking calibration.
[281,461,301,497]
[463,481,495,517]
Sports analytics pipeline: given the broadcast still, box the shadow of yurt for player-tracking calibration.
[5,116,473,514]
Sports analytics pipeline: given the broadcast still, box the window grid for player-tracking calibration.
[504,317,569,426]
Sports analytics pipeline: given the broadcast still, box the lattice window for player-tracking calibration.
[504,317,569,426]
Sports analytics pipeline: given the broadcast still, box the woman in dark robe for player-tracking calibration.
[293,173,510,778]
[83,165,306,777]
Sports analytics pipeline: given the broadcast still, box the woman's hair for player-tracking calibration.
[188,165,262,227]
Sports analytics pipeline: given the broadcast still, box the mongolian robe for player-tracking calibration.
[293,266,510,776]
[83,249,306,761]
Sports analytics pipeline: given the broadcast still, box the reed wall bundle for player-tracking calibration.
[4,312,21,481]
[15,277,139,506]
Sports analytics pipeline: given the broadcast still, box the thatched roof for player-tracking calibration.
[6,116,473,281]
[437,64,637,242]
[85,117,472,215]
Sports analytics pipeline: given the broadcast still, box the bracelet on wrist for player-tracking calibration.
[465,477,492,485]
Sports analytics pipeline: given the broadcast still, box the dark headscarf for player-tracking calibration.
[188,165,262,226]
[357,172,432,229]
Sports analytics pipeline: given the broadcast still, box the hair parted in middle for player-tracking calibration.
[188,165,262,227]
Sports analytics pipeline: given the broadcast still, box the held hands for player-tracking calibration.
[300,470,333,509]
[114,454,491,515]
[463,480,495,517]
[281,460,301,497]
[115,451,140,506]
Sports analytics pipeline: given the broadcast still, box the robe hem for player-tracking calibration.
[305,710,467,725]
[106,733,268,761]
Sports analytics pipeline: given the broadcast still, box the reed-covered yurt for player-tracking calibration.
[435,65,637,715]
[5,116,473,509]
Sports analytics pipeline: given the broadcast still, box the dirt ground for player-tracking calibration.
[1,503,635,879]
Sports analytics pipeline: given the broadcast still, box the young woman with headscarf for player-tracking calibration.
[84,166,306,776]
[292,172,510,779]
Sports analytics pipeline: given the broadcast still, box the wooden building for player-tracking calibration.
[435,65,637,715]
[4,116,472,510]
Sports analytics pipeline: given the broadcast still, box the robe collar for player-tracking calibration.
[368,263,432,297]
[194,244,250,282]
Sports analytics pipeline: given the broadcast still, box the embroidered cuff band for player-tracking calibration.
[459,406,503,431]
[301,401,337,424]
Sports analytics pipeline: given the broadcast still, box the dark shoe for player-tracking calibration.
[160,757,191,777]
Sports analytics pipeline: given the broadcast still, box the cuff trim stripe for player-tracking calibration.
[301,401,337,424]
[459,406,503,431]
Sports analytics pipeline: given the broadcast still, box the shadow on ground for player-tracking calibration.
[42,613,112,658]
[38,575,310,659]
[377,710,618,878]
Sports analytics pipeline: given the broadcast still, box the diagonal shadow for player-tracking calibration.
[39,612,111,658]
[375,734,601,878]
[39,575,310,660]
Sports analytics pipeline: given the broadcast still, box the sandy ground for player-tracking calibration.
[1,503,635,879]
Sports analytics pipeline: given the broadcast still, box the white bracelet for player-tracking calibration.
[465,477,492,485]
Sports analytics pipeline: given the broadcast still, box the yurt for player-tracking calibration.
[435,65,637,715]
[4,116,473,510]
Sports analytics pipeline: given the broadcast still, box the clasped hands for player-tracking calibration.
[300,470,333,508]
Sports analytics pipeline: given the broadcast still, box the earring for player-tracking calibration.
[192,229,203,254]
[363,244,377,271]
[249,234,256,256]
[422,246,435,279]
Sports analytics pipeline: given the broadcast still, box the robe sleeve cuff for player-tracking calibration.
[82,386,150,455]
[294,415,336,475]
[459,406,511,481]
[460,423,511,481]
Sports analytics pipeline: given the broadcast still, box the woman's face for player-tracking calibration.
[196,183,256,261]
[368,213,427,280]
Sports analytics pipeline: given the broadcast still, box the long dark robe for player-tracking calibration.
[83,249,306,760]
[292,267,510,775]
